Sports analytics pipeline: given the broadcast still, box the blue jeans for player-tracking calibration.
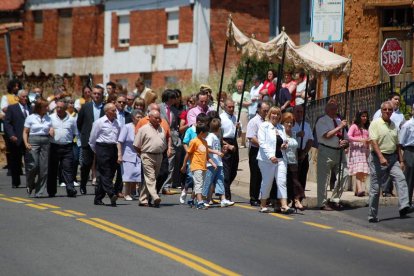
[203,166,225,197]
[184,165,193,190]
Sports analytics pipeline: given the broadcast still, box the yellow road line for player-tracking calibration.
[0,197,24,203]
[10,197,33,202]
[302,221,333,230]
[26,203,48,210]
[0,193,4,196]
[37,203,60,209]
[90,218,240,276]
[269,213,294,220]
[337,230,414,253]
[51,211,75,217]
[78,218,226,276]
[234,204,257,210]
[64,210,86,216]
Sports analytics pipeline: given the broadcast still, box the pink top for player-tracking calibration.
[347,124,369,145]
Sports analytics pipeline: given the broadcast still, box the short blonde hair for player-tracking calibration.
[281,112,295,124]
[265,106,281,122]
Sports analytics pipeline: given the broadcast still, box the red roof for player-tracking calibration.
[0,0,24,11]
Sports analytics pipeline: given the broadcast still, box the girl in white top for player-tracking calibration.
[257,106,294,214]
[281,112,305,211]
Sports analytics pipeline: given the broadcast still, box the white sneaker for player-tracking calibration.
[73,181,80,187]
[59,183,66,187]
[221,199,235,207]
[203,201,210,207]
[124,195,133,201]
[179,191,187,204]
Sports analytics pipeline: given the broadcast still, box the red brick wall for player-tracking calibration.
[152,69,192,92]
[72,5,104,57]
[130,9,166,46]
[23,6,104,60]
[0,29,24,75]
[179,6,193,43]
[280,0,301,45]
[109,72,140,92]
[24,9,58,59]
[210,0,270,75]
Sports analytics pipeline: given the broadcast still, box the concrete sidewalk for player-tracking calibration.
[231,148,399,208]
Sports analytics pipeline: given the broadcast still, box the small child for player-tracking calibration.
[203,118,235,207]
[180,113,210,204]
[181,123,216,210]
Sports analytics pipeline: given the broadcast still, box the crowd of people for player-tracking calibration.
[1,72,413,220]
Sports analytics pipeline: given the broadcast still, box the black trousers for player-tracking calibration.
[223,138,239,200]
[298,154,310,191]
[94,143,117,201]
[156,152,169,193]
[80,145,94,189]
[47,143,75,196]
[248,146,262,201]
[8,140,25,187]
[114,164,123,194]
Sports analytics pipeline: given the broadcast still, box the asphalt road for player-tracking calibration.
[1,172,413,276]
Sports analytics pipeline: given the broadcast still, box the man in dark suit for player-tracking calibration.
[77,85,105,194]
[4,90,31,188]
[158,89,180,194]
[113,94,132,197]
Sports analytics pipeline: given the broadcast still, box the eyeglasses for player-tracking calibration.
[188,101,195,104]
[127,98,134,101]
[117,101,126,104]
[382,108,393,111]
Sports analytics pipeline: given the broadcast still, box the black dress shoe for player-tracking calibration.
[368,217,379,223]
[12,185,20,188]
[110,194,118,207]
[250,200,260,206]
[80,186,87,195]
[67,190,77,198]
[48,194,56,198]
[399,206,414,218]
[94,200,105,206]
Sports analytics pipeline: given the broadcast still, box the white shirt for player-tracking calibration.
[24,114,51,136]
[399,117,414,147]
[50,113,78,145]
[19,103,29,117]
[295,79,307,105]
[292,121,314,150]
[116,109,126,127]
[257,122,287,163]
[89,115,120,152]
[205,133,223,167]
[248,83,263,116]
[315,115,348,148]
[1,95,9,111]
[373,108,405,129]
[246,114,264,148]
[220,112,237,138]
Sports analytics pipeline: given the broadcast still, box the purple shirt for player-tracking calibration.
[186,105,211,127]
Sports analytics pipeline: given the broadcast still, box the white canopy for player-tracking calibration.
[226,19,352,75]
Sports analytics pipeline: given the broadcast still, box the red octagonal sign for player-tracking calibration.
[381,38,404,76]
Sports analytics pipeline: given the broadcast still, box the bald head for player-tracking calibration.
[147,103,160,113]
[148,110,161,128]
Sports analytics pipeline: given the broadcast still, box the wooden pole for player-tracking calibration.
[275,38,288,106]
[299,72,310,150]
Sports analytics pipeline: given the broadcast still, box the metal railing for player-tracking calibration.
[305,82,392,128]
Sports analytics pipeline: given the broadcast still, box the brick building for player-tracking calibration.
[0,0,25,76]
[2,0,413,95]
[22,0,104,92]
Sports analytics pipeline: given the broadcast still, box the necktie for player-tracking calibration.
[22,106,27,118]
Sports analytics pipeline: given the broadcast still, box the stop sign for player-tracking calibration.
[381,38,404,76]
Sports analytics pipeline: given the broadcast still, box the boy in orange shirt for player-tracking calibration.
[181,123,216,210]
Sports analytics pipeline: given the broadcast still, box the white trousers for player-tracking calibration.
[258,160,287,199]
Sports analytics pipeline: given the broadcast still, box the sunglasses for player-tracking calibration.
[117,101,126,104]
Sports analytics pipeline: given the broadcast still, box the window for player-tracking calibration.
[165,76,178,85]
[57,9,72,58]
[167,11,179,43]
[118,15,130,47]
[33,10,43,40]
[381,8,413,27]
